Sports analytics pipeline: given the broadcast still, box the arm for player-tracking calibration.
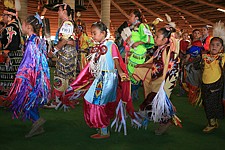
[184,54,190,64]
[112,43,129,81]
[114,58,129,82]
[48,38,68,58]
[135,62,153,68]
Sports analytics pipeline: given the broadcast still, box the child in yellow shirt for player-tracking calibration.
[201,37,225,133]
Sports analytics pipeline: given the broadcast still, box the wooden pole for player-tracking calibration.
[101,0,111,28]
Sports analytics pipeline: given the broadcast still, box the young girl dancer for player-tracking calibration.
[1,13,50,138]
[201,37,225,132]
[62,21,135,138]
[84,22,131,139]
[134,27,180,135]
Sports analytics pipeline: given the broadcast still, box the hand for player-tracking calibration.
[56,39,68,50]
[48,51,54,58]
[131,42,140,49]
[125,36,131,43]
[127,51,132,57]
[119,72,130,82]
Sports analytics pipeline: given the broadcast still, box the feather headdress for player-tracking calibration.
[213,21,225,47]
[165,13,176,29]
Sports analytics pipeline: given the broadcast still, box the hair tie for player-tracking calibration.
[34,12,43,27]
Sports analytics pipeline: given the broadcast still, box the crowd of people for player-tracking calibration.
[0,3,225,139]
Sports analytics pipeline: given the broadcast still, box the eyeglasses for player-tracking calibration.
[2,14,8,16]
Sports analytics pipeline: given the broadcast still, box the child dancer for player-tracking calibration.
[85,22,131,139]
[1,13,51,138]
[126,10,154,99]
[177,32,190,96]
[201,37,225,132]
[184,29,203,105]
[63,21,134,138]
[134,26,180,135]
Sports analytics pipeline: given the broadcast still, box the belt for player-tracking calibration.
[132,53,146,59]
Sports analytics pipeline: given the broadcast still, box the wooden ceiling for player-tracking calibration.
[1,0,225,36]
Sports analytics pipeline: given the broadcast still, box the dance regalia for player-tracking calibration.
[202,35,212,52]
[133,37,181,127]
[3,34,50,120]
[52,20,78,107]
[77,32,94,71]
[202,53,225,120]
[0,21,22,96]
[178,39,190,90]
[127,22,154,84]
[63,40,138,133]
[185,40,203,105]
[179,39,189,59]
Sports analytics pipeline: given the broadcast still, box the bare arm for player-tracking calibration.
[114,58,129,82]
[135,63,153,68]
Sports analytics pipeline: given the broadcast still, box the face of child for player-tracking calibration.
[193,30,201,40]
[22,21,28,35]
[154,31,167,46]
[91,26,105,43]
[210,39,223,55]
[128,13,137,24]
[202,27,208,36]
[182,33,189,41]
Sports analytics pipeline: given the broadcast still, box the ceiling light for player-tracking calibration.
[217,8,225,13]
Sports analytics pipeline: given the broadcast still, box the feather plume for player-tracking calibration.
[213,21,225,47]
[165,13,176,28]
[15,0,21,11]
[206,24,212,28]
[152,18,160,25]
[165,13,171,22]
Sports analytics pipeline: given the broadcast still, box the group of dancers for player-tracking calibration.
[0,2,225,139]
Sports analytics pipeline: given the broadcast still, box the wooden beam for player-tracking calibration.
[89,0,101,18]
[156,0,215,25]
[111,0,129,19]
[128,0,167,23]
[170,0,182,5]
[190,0,225,10]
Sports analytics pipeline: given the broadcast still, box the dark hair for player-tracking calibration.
[192,29,200,34]
[59,4,74,22]
[157,27,176,44]
[0,21,4,26]
[25,15,42,35]
[158,27,175,39]
[131,9,142,23]
[91,21,108,37]
[5,8,17,20]
[210,37,224,47]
